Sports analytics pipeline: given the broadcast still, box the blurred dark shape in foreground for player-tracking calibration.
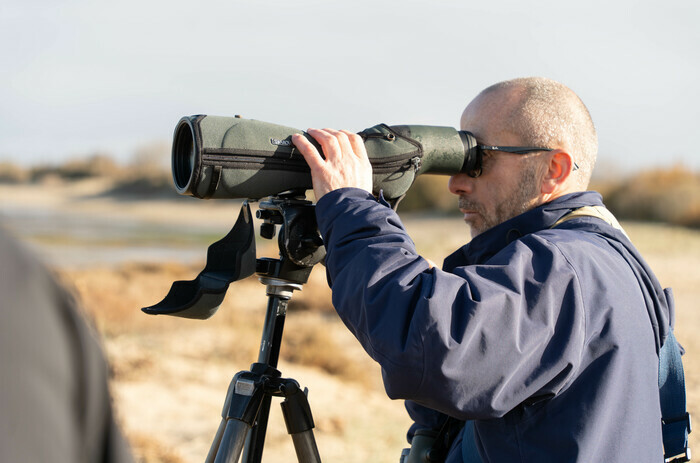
[0,224,134,463]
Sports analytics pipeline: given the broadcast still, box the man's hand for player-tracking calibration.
[292,128,373,201]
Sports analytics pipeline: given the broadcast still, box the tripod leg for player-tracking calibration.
[280,381,322,463]
[213,419,253,463]
[206,372,267,463]
[240,395,272,463]
[290,431,322,463]
[205,418,227,463]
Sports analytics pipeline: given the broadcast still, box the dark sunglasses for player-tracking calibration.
[465,144,578,178]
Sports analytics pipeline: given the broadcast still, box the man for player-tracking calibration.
[292,77,672,461]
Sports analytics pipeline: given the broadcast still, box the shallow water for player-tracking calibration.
[0,205,231,269]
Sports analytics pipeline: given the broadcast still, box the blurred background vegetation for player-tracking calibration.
[401,165,700,230]
[3,152,698,229]
[2,150,698,462]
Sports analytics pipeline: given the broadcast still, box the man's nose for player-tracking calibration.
[448,173,475,195]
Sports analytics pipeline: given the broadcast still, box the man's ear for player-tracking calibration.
[541,150,573,194]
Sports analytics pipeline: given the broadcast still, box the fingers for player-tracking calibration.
[294,128,361,163]
[340,129,368,161]
[291,132,324,170]
[292,127,373,200]
[304,128,357,164]
[320,128,354,161]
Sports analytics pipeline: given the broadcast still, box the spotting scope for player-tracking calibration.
[172,115,480,201]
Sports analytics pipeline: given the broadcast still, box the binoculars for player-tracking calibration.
[172,115,480,201]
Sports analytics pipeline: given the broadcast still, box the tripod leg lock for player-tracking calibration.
[221,371,270,426]
[279,379,315,435]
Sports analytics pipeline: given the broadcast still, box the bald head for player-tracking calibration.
[461,77,598,189]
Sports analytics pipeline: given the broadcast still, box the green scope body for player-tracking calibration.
[172,115,478,201]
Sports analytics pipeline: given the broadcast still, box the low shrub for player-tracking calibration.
[0,162,29,183]
[604,165,700,228]
[5,151,700,228]
[30,154,121,182]
[105,170,175,199]
[398,175,457,214]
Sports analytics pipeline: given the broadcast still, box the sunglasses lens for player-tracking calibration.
[463,147,483,178]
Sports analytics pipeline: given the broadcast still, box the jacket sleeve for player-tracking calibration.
[316,189,587,420]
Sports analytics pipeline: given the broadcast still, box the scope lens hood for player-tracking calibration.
[172,116,201,195]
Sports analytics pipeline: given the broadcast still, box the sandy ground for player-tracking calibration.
[106,322,412,462]
[2,179,699,461]
[1,180,417,462]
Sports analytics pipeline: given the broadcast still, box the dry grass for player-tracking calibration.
[59,261,200,336]
[56,260,401,462]
[283,314,373,387]
[53,219,700,462]
[59,262,375,386]
[599,165,700,227]
[125,433,186,463]
[4,174,700,461]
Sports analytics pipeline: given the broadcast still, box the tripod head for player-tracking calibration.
[142,191,325,319]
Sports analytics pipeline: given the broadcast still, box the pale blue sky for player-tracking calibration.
[1,0,698,173]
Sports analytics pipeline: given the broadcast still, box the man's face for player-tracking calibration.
[448,93,544,238]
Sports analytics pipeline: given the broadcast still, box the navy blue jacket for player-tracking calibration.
[315,189,671,462]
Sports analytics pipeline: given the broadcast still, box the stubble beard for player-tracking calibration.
[459,160,542,238]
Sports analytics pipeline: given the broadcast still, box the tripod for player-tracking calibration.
[205,267,320,463]
[206,197,325,463]
[143,194,326,462]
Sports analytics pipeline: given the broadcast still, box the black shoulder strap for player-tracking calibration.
[659,290,692,462]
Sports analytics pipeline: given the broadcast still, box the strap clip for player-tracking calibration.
[663,412,692,462]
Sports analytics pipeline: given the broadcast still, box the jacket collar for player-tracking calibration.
[444,191,605,268]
